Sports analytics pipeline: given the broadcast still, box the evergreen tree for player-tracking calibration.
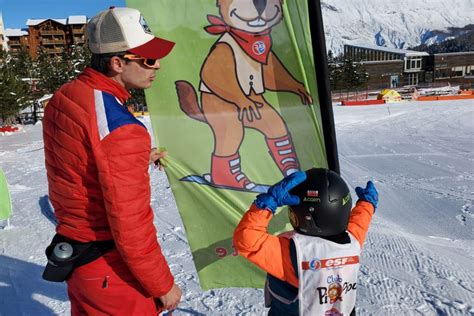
[127,89,146,112]
[327,50,334,61]
[335,56,368,91]
[69,44,91,75]
[329,61,344,91]
[0,51,30,124]
[341,57,368,91]
[35,45,91,96]
[328,52,344,91]
[35,48,69,94]
[8,48,41,106]
[328,53,368,98]
[9,48,32,78]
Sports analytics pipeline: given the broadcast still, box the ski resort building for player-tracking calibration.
[344,44,474,89]
[4,28,29,54]
[6,16,87,59]
[344,44,429,89]
[0,12,7,51]
[433,52,474,85]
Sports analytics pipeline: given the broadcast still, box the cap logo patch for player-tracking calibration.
[307,190,319,197]
[139,15,153,35]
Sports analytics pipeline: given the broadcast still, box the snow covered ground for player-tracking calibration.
[0,99,473,315]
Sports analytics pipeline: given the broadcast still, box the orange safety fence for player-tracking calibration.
[341,99,386,106]
[417,95,474,101]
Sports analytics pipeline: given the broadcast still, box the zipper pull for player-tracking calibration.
[102,276,109,289]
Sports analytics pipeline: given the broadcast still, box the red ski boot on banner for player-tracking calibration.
[204,153,256,191]
[266,135,300,176]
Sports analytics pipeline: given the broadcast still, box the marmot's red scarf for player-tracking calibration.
[205,15,272,64]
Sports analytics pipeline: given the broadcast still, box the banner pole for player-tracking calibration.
[308,0,340,174]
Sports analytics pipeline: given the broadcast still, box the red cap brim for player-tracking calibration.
[128,37,175,59]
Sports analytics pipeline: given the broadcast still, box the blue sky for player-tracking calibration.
[1,0,126,29]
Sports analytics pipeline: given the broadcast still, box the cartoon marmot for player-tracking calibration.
[328,283,343,304]
[176,0,312,191]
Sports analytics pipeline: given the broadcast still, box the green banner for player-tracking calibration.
[0,167,12,221]
[127,0,329,289]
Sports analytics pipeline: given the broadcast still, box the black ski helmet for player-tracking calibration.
[288,168,352,237]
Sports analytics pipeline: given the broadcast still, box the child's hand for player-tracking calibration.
[355,181,378,210]
[150,147,167,171]
[255,171,307,214]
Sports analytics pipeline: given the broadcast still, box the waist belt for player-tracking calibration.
[42,233,115,282]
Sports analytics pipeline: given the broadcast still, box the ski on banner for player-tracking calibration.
[180,175,270,193]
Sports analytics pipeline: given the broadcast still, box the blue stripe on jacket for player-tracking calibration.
[101,92,145,133]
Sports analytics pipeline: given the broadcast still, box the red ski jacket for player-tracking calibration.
[43,67,174,297]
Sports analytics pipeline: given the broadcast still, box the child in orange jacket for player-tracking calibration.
[234,168,378,316]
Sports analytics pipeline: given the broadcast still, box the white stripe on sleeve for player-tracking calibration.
[94,90,110,140]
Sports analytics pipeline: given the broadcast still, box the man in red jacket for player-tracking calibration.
[42,7,181,315]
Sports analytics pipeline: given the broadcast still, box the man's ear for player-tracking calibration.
[109,56,125,74]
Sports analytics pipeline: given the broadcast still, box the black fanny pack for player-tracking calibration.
[42,234,115,282]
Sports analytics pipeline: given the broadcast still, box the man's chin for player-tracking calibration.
[128,83,152,90]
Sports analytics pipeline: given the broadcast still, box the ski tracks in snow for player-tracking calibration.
[456,202,473,226]
[357,225,474,315]
[335,101,474,315]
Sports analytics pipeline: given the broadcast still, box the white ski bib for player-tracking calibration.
[285,231,361,316]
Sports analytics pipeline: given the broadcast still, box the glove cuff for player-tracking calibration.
[357,198,377,212]
[255,194,277,214]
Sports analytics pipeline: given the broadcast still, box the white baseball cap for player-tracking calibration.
[87,7,175,59]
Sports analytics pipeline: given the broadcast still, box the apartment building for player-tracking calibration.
[0,12,8,51]
[6,16,87,59]
[4,28,29,54]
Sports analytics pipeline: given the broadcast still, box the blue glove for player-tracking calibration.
[355,181,378,209]
[255,171,307,214]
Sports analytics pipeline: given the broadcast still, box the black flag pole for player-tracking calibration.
[308,0,340,174]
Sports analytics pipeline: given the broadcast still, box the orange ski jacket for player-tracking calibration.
[43,67,174,297]
[233,201,375,288]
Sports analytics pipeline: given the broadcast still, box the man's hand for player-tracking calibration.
[158,283,182,311]
[150,147,167,170]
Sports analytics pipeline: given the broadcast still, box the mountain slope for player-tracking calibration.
[410,24,474,53]
[321,0,474,54]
